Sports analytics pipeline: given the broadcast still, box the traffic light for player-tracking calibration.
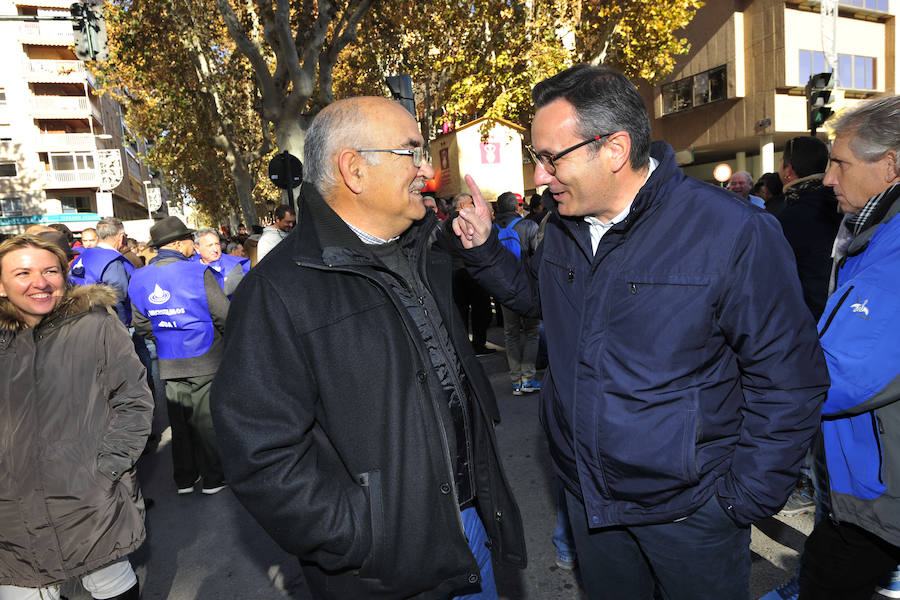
[806,72,835,133]
[385,74,415,117]
[70,1,108,62]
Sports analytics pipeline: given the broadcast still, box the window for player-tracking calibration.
[49,151,95,171]
[0,162,17,177]
[840,0,889,10]
[662,66,727,115]
[59,195,92,214]
[0,197,22,216]
[799,50,876,90]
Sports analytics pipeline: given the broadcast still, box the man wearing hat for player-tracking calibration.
[129,216,229,495]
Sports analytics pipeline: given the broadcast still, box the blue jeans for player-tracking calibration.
[565,489,751,600]
[454,507,497,600]
[553,478,576,560]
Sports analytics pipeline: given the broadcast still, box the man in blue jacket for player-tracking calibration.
[797,95,900,600]
[452,65,830,599]
[193,228,250,297]
[69,217,134,325]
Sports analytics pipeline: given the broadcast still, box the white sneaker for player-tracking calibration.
[177,476,200,495]
[201,484,227,495]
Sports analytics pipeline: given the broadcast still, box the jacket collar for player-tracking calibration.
[151,248,189,264]
[539,141,679,256]
[294,185,439,269]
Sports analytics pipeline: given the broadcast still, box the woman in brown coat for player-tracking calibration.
[0,234,153,600]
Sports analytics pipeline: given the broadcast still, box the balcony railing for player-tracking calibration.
[30,95,91,117]
[18,21,73,45]
[24,59,86,83]
[43,170,100,189]
[34,132,96,151]
[126,154,143,180]
[15,0,75,7]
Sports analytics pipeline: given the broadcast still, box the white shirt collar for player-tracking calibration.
[584,157,659,253]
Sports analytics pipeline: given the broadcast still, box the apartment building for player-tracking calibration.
[0,0,162,237]
[639,0,896,182]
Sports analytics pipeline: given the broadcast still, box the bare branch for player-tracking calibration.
[214,0,277,109]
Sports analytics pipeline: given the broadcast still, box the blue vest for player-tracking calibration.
[69,247,135,286]
[207,254,250,289]
[129,260,216,360]
[69,247,136,325]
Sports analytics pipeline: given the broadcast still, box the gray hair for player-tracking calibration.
[193,228,219,243]
[732,171,753,185]
[831,94,900,174]
[304,98,382,193]
[452,193,473,210]
[95,218,124,241]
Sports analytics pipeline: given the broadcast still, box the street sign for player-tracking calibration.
[146,187,162,211]
[268,152,302,190]
[97,149,123,191]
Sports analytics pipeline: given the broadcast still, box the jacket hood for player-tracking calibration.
[0,284,118,332]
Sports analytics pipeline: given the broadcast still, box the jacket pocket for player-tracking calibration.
[357,470,385,579]
[824,411,887,500]
[596,404,700,502]
[606,273,711,366]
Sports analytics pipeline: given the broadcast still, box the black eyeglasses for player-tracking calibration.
[526,133,615,174]
[357,147,426,167]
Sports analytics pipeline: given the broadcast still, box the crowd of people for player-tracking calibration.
[1,63,898,600]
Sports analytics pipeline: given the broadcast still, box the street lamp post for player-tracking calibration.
[142,180,153,220]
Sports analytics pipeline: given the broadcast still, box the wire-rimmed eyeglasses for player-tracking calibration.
[357,147,426,167]
[525,133,614,174]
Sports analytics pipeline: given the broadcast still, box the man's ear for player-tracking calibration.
[337,149,364,195]
[883,150,900,184]
[604,131,632,173]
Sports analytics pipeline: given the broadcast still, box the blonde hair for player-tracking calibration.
[0,234,70,279]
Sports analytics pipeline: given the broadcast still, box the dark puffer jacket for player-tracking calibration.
[0,285,153,587]
[778,174,843,320]
[212,188,526,599]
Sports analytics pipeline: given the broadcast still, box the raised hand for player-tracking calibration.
[451,174,493,248]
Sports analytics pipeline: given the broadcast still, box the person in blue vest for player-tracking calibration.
[192,228,250,297]
[492,191,541,396]
[129,216,229,496]
[69,218,134,326]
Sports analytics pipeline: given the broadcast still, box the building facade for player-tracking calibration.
[639,0,896,183]
[0,0,163,237]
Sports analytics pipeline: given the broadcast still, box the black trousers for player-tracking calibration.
[800,519,900,600]
[452,268,492,350]
[164,374,224,489]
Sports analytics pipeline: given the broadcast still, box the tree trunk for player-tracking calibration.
[223,145,258,226]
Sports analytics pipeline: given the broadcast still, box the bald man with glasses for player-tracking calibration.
[211,96,525,600]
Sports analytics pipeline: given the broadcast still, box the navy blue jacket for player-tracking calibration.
[456,142,829,527]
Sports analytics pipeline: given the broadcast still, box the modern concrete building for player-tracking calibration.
[638,0,896,183]
[0,0,163,237]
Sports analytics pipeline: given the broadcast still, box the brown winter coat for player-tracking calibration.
[0,285,153,587]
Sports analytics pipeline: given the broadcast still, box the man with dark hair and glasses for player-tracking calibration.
[211,96,525,600]
[450,64,829,599]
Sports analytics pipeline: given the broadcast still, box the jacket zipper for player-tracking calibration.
[818,285,854,339]
[872,412,885,485]
[298,256,466,536]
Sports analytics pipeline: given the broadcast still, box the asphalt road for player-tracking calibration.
[60,326,822,600]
